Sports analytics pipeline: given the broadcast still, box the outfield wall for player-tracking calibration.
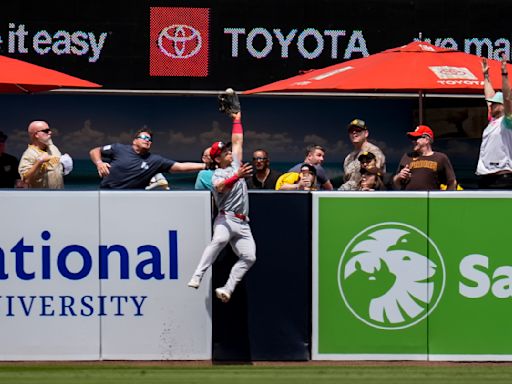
[2,190,512,361]
[212,192,312,361]
[313,191,512,361]
[0,191,212,360]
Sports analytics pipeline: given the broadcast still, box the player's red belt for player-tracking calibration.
[220,210,247,221]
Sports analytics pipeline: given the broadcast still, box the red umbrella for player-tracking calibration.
[0,55,101,93]
[244,41,511,122]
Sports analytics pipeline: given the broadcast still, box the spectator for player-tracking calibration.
[477,56,512,189]
[188,105,255,304]
[359,151,393,189]
[18,121,72,189]
[276,163,318,191]
[246,149,283,189]
[339,118,386,190]
[393,125,457,191]
[288,144,333,190]
[0,130,21,188]
[358,151,378,171]
[358,166,386,191]
[195,147,215,191]
[89,128,205,189]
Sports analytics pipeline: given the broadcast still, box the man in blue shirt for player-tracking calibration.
[89,128,206,189]
[288,144,333,190]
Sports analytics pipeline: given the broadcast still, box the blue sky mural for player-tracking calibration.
[0,93,486,188]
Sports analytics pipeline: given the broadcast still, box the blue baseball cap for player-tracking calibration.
[486,92,504,104]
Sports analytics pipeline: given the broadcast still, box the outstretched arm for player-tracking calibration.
[170,162,206,172]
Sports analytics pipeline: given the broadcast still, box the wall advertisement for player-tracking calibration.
[313,191,512,361]
[0,191,212,360]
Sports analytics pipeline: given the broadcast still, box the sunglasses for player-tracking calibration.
[38,128,52,134]
[137,135,152,142]
[253,157,268,161]
[412,134,430,141]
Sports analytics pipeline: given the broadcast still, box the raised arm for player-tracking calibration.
[501,54,512,117]
[482,58,495,103]
[231,111,243,162]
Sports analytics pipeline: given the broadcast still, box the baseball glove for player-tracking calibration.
[218,88,241,115]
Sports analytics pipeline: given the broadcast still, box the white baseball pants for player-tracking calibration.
[192,214,256,294]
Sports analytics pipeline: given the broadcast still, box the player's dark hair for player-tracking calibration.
[305,144,325,157]
[253,148,269,159]
[135,128,153,138]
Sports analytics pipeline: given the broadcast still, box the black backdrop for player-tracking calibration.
[0,0,510,90]
[213,191,311,361]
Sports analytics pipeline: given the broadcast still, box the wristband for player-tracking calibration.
[232,120,243,134]
[503,72,509,76]
[96,160,103,165]
[224,174,239,188]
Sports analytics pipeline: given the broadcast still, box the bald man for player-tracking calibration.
[18,120,71,189]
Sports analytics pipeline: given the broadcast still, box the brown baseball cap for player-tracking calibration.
[348,119,367,130]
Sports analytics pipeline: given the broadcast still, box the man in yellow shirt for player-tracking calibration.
[18,121,72,189]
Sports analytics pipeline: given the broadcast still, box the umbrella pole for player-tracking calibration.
[418,91,424,124]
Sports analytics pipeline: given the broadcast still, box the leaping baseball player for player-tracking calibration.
[187,89,256,303]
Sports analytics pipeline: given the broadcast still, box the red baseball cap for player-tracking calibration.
[407,125,434,140]
[210,141,231,159]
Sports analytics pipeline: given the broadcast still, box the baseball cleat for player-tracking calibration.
[187,276,201,289]
[215,287,231,303]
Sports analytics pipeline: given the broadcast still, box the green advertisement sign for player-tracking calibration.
[314,192,512,361]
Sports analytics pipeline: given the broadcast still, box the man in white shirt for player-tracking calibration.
[477,55,512,189]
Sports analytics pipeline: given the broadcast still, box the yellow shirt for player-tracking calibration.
[275,172,300,190]
[18,143,64,189]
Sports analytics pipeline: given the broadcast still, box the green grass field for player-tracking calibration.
[1,364,512,384]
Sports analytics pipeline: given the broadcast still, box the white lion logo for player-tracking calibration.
[339,223,445,329]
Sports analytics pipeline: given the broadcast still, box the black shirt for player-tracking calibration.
[0,152,19,188]
[246,168,283,189]
[100,143,175,189]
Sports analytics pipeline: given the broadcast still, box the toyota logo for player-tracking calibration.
[439,68,466,76]
[157,25,202,59]
[429,66,477,80]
